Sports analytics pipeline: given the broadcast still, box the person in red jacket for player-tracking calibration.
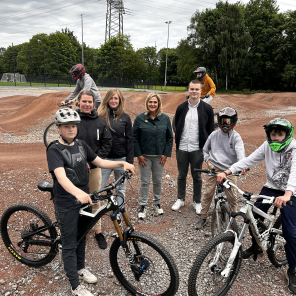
[193,67,216,104]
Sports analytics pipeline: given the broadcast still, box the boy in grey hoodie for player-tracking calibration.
[196,107,246,230]
[217,117,296,294]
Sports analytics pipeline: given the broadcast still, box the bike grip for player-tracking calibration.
[194,169,211,173]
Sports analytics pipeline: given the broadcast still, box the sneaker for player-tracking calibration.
[286,269,296,294]
[138,206,147,219]
[72,285,94,296]
[78,268,98,284]
[195,218,206,230]
[193,202,202,214]
[242,245,263,259]
[153,204,164,215]
[171,199,184,211]
[95,233,107,250]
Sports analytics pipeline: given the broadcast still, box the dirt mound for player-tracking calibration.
[0,91,71,134]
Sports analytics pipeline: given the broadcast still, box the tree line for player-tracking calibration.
[1,0,296,91]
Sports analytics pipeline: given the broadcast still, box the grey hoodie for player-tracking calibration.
[229,139,296,194]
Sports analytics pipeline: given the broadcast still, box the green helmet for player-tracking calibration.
[263,118,294,152]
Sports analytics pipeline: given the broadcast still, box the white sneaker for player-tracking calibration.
[138,206,147,219]
[152,204,164,215]
[78,268,98,284]
[171,199,184,211]
[72,285,94,296]
[194,202,202,214]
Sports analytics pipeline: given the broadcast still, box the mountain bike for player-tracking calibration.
[0,171,179,296]
[187,178,288,296]
[195,169,242,237]
[43,101,73,148]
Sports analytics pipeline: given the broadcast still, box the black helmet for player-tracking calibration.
[218,107,238,133]
[193,66,206,81]
[69,64,85,81]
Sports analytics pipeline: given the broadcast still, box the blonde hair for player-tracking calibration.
[145,93,163,116]
[97,88,125,131]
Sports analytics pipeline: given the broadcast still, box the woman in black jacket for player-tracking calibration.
[97,88,134,203]
[76,90,112,249]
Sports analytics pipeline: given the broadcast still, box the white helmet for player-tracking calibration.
[55,108,81,125]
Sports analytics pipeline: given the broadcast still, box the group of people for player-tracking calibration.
[46,64,296,296]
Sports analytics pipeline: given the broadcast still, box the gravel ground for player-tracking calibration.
[0,88,292,296]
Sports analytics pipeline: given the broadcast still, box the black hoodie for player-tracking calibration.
[107,109,134,164]
[77,109,112,168]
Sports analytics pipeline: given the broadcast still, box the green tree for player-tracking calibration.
[137,46,158,81]
[244,0,285,90]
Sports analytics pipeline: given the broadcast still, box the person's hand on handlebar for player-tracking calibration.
[75,190,93,205]
[60,99,74,106]
[123,162,135,175]
[274,190,292,208]
[217,169,232,184]
[241,169,248,175]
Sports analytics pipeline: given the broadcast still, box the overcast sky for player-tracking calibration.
[1,0,295,51]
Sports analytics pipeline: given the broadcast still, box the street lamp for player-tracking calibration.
[81,14,84,65]
[164,21,171,90]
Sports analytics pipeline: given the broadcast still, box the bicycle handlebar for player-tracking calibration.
[194,168,249,176]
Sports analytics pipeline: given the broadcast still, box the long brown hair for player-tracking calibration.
[97,88,125,131]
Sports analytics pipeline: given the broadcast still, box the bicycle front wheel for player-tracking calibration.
[267,215,287,267]
[43,121,59,148]
[212,203,239,237]
[109,231,179,296]
[188,232,242,296]
[0,203,58,267]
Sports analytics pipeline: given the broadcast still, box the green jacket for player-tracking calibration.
[133,112,173,157]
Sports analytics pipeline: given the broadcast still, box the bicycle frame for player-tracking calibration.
[209,179,283,278]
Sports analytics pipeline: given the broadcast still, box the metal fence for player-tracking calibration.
[0,44,188,90]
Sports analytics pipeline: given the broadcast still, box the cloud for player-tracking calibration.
[0,0,294,51]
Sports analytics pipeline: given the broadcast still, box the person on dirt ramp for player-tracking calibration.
[61,64,102,109]
[193,66,216,104]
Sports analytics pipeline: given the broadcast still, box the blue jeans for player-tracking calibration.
[100,157,127,205]
[55,203,90,290]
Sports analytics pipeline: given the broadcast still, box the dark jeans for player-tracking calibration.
[55,203,91,290]
[250,186,296,269]
[176,149,204,203]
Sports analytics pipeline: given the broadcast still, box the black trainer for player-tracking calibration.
[95,233,107,249]
[286,269,296,294]
[242,244,263,259]
[195,218,206,230]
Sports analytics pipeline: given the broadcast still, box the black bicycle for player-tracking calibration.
[43,101,73,148]
[0,171,179,296]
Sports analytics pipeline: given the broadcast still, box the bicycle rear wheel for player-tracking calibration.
[43,121,59,148]
[212,203,239,237]
[267,215,287,267]
[0,203,58,267]
[188,232,242,296]
[109,231,179,296]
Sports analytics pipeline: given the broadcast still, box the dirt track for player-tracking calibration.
[0,88,295,296]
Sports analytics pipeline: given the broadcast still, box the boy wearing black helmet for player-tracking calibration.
[61,64,102,109]
[196,107,247,230]
[217,117,296,294]
[193,66,216,104]
[47,108,134,296]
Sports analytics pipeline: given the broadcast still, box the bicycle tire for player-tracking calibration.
[43,121,59,148]
[188,232,242,296]
[267,215,287,267]
[211,202,239,238]
[0,203,58,267]
[109,231,179,296]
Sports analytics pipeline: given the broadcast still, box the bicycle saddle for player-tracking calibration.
[38,180,53,192]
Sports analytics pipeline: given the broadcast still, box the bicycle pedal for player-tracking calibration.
[52,262,62,275]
